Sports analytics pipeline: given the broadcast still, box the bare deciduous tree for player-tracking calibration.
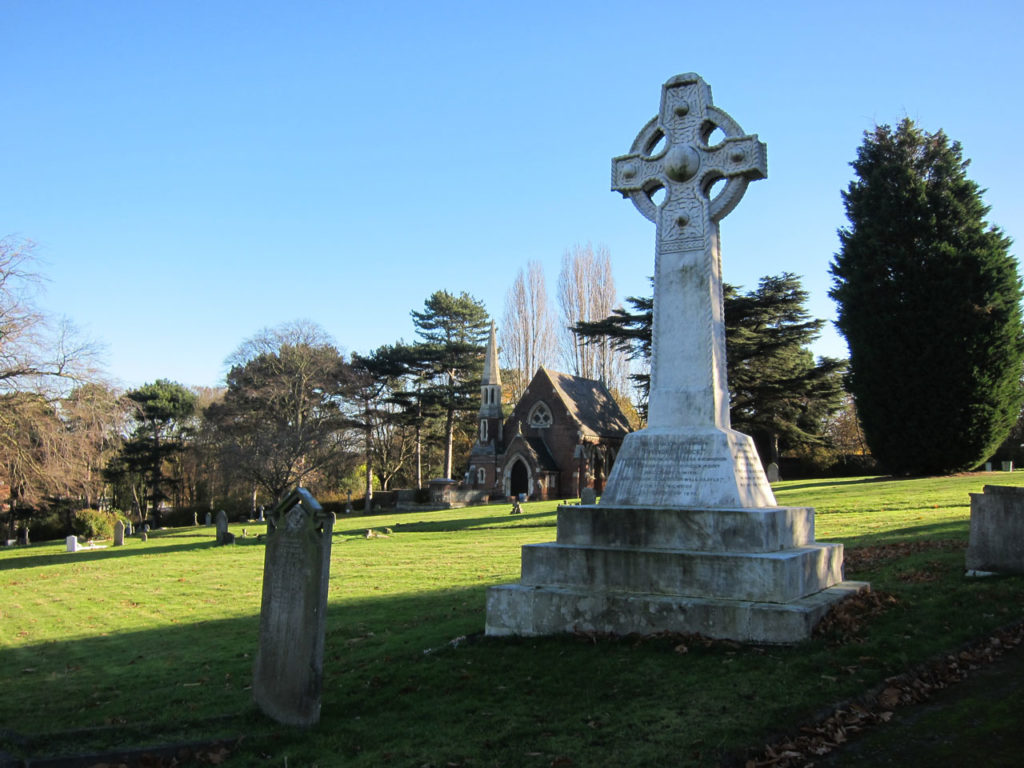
[500,260,557,402]
[0,237,99,395]
[556,243,629,391]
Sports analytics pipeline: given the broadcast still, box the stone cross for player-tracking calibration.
[600,74,775,509]
[611,73,765,430]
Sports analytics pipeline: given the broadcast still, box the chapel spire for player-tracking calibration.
[477,320,503,424]
[483,320,502,387]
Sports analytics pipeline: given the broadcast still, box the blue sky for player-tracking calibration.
[5,0,1022,389]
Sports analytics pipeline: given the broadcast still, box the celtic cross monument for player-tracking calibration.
[486,74,865,643]
[599,72,774,509]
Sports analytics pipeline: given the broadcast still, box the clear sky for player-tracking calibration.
[5,0,1022,390]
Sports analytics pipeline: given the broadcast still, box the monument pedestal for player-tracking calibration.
[598,427,776,509]
[486,503,868,643]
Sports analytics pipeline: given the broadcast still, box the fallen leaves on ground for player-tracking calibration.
[743,621,1024,767]
[843,539,965,572]
[812,587,898,643]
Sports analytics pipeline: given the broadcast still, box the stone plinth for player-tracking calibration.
[486,502,866,643]
[598,428,775,509]
[967,485,1024,574]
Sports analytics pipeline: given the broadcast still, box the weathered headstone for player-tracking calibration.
[66,535,79,553]
[486,74,865,643]
[967,485,1024,574]
[765,462,781,483]
[205,511,212,526]
[215,510,229,545]
[113,520,125,547]
[252,487,335,726]
[579,487,597,506]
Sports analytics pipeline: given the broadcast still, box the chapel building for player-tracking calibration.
[467,322,633,500]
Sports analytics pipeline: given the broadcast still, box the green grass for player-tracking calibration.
[2,473,1024,766]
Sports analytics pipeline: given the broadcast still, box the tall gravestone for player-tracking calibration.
[486,74,866,642]
[215,510,229,544]
[113,520,125,547]
[252,487,335,726]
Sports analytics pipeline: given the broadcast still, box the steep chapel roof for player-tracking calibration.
[539,367,632,438]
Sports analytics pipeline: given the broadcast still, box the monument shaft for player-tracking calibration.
[600,73,774,509]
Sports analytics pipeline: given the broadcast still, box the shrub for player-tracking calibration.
[72,508,117,541]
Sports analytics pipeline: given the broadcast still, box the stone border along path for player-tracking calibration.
[737,614,1024,767]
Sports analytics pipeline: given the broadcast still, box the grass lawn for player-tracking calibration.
[2,472,1023,766]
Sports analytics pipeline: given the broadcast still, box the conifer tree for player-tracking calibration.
[830,119,1024,475]
[574,274,845,461]
[410,291,490,479]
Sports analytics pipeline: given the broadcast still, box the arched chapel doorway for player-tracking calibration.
[508,458,530,497]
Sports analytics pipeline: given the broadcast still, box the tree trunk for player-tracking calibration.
[364,420,374,514]
[443,407,455,480]
[415,418,423,490]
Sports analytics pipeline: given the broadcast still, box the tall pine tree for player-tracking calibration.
[574,274,845,463]
[410,291,490,480]
[830,119,1024,475]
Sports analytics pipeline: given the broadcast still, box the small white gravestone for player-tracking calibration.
[65,535,79,553]
[253,487,334,726]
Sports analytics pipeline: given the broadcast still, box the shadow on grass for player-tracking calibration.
[0,535,266,572]
[0,585,488,761]
[778,476,896,493]
[337,509,556,535]
[839,519,969,548]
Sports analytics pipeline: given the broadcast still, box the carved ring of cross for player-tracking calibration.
[613,76,765,226]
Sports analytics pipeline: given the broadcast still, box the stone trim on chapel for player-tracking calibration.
[466,323,632,500]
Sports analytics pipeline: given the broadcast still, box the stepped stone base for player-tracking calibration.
[485,503,868,644]
[486,581,868,644]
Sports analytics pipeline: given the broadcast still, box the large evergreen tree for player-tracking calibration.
[574,274,845,462]
[830,119,1024,475]
[121,379,197,525]
[410,291,490,480]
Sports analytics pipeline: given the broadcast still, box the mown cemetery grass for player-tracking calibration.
[2,473,1024,766]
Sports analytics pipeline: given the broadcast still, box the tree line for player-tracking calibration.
[4,117,1021,539]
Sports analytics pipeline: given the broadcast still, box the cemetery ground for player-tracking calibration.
[2,476,1024,767]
